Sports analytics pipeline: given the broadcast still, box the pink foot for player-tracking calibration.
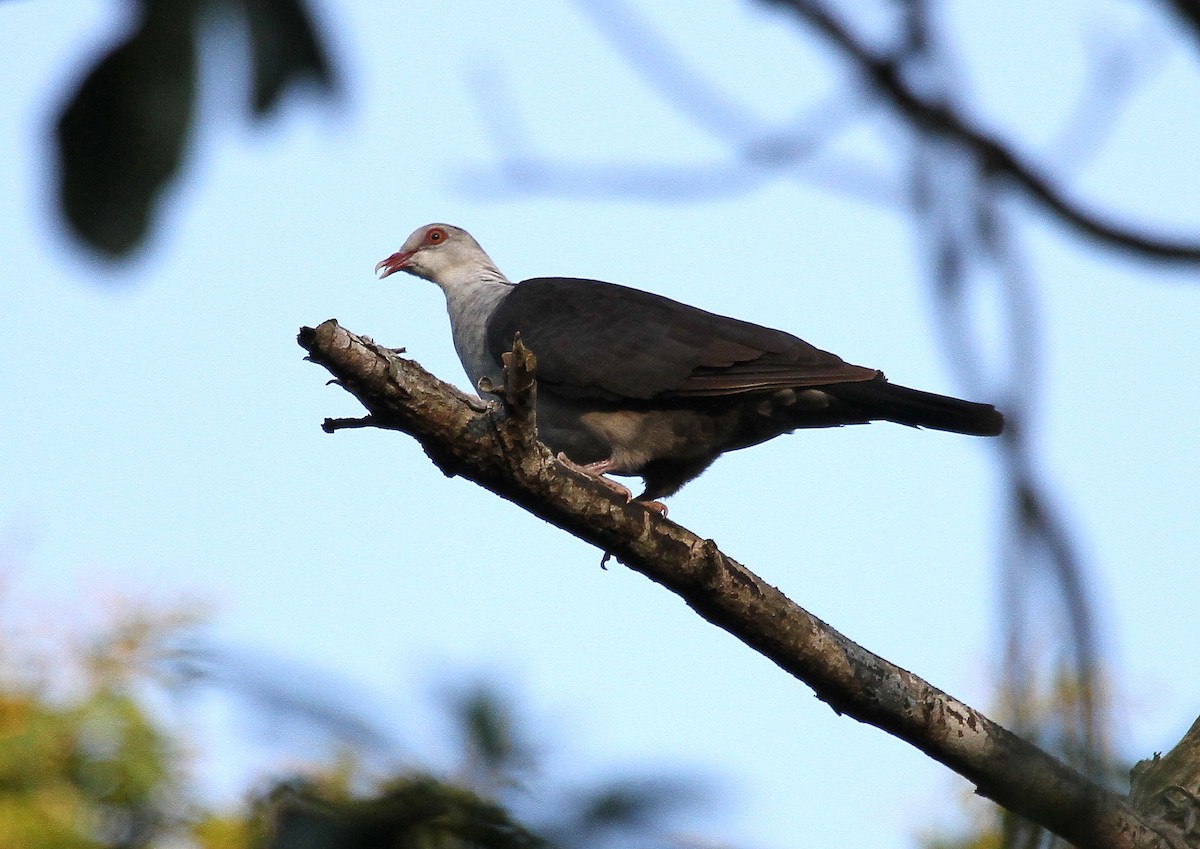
[640,500,668,517]
[555,455,668,516]
[555,453,633,500]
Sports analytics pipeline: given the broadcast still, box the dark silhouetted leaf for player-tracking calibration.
[55,3,197,258]
[242,0,336,115]
[551,776,710,847]
[448,684,534,783]
[1169,0,1200,45]
[264,776,553,849]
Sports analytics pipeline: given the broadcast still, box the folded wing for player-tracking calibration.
[485,277,879,401]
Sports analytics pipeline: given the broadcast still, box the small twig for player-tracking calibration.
[322,416,377,433]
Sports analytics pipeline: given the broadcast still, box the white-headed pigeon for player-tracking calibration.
[376,223,1003,500]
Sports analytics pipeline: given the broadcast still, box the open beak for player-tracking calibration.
[375,249,413,279]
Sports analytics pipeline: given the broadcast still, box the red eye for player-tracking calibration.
[426,228,445,244]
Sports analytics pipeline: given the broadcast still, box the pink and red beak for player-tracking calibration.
[375,249,413,279]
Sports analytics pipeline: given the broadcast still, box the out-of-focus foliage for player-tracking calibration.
[0,689,167,848]
[923,831,1004,849]
[263,775,552,849]
[0,604,715,849]
[0,608,192,848]
[54,0,335,258]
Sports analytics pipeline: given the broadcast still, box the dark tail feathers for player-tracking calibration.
[831,379,1004,437]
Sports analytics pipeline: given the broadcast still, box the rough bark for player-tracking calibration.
[298,319,1191,849]
[1131,718,1200,844]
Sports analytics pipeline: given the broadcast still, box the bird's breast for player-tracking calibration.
[445,282,514,394]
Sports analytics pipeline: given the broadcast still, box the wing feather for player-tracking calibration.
[485,278,878,401]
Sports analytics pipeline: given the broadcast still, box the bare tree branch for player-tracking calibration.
[478,1,1200,263]
[297,319,1187,849]
[1132,717,1200,844]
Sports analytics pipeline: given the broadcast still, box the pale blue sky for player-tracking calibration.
[3,2,1199,848]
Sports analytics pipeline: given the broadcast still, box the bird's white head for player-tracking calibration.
[375,223,503,286]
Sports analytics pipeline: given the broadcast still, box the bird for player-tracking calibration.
[375,223,1003,502]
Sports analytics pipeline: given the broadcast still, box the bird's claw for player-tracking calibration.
[555,453,634,501]
[639,500,668,517]
[554,454,667,515]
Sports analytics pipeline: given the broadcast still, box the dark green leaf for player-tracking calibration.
[243,0,336,115]
[264,776,554,849]
[54,3,197,258]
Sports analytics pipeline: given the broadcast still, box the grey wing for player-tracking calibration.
[485,278,878,401]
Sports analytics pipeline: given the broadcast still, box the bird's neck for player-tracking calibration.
[437,268,514,395]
